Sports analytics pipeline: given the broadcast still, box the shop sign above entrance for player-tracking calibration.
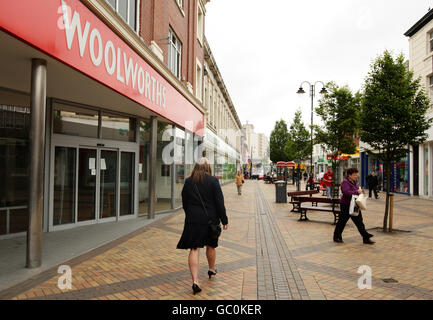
[0,0,204,135]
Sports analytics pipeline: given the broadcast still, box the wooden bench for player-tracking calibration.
[296,197,341,225]
[287,190,319,212]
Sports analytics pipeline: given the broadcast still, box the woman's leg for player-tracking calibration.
[334,204,350,239]
[205,246,216,272]
[188,248,200,284]
[350,212,370,239]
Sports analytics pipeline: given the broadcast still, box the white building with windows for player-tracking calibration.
[202,38,244,183]
[243,123,270,164]
[405,9,433,199]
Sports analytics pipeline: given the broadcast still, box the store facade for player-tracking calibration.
[203,128,241,185]
[360,152,410,194]
[0,0,205,246]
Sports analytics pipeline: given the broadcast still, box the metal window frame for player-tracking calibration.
[168,28,182,79]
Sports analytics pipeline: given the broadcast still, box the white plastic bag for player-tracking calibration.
[356,193,367,211]
[349,195,359,216]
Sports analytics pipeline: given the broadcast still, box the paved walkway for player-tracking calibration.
[1,180,433,300]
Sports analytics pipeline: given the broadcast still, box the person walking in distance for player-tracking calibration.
[366,171,379,199]
[235,170,244,195]
[322,167,333,199]
[177,158,229,295]
[333,168,375,245]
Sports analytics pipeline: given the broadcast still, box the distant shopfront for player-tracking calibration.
[203,128,240,185]
[0,0,204,239]
[361,152,410,194]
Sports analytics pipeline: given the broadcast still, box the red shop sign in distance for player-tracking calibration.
[0,0,204,135]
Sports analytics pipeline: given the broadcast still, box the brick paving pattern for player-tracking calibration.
[0,180,433,300]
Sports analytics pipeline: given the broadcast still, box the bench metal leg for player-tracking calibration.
[299,210,309,221]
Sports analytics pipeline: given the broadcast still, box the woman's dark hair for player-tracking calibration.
[346,168,359,176]
[191,157,212,183]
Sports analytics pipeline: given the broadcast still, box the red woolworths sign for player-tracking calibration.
[0,0,204,135]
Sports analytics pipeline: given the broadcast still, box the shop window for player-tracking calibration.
[174,127,185,208]
[395,155,409,194]
[156,123,174,212]
[101,111,136,142]
[0,103,30,235]
[168,29,182,79]
[105,0,138,31]
[53,103,99,138]
[138,120,150,215]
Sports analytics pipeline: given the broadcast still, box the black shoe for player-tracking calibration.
[333,237,344,243]
[363,238,375,245]
[366,233,374,239]
[208,269,217,279]
[192,283,202,295]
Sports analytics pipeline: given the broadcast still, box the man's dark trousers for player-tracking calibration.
[334,203,370,240]
[369,186,378,199]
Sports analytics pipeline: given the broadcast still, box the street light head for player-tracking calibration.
[319,87,328,95]
[297,87,306,94]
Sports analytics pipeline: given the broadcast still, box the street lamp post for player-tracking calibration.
[297,81,327,191]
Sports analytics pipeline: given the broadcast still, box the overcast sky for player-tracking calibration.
[205,0,433,138]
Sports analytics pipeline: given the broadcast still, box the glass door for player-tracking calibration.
[120,152,135,216]
[77,148,97,222]
[52,141,136,230]
[99,149,118,219]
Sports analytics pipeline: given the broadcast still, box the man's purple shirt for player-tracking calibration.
[340,178,359,205]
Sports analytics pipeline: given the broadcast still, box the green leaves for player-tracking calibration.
[285,110,311,162]
[270,119,290,162]
[360,50,432,231]
[315,82,361,157]
[360,50,432,162]
[269,112,312,163]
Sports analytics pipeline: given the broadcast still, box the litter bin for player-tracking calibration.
[275,180,287,203]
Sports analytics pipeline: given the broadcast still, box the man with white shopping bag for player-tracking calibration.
[333,168,375,245]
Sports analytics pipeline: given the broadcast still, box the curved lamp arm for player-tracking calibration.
[297,81,312,94]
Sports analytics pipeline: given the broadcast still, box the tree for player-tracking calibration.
[315,82,361,196]
[285,110,311,190]
[361,50,432,232]
[270,120,290,163]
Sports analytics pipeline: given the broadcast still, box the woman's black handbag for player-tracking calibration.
[194,184,222,241]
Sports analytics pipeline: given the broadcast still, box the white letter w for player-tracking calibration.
[61,0,90,57]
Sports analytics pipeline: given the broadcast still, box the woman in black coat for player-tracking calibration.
[177,157,229,295]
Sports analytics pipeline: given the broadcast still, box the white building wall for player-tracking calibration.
[408,17,433,199]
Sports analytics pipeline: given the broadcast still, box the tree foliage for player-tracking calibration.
[285,110,311,162]
[315,82,361,192]
[270,119,290,162]
[361,50,432,231]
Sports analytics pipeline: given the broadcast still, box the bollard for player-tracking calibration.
[389,194,394,232]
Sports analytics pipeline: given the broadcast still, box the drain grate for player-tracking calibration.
[382,278,398,283]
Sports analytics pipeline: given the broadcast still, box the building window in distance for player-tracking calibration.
[430,31,433,52]
[105,0,138,32]
[197,3,204,44]
[196,60,203,101]
[168,29,182,79]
